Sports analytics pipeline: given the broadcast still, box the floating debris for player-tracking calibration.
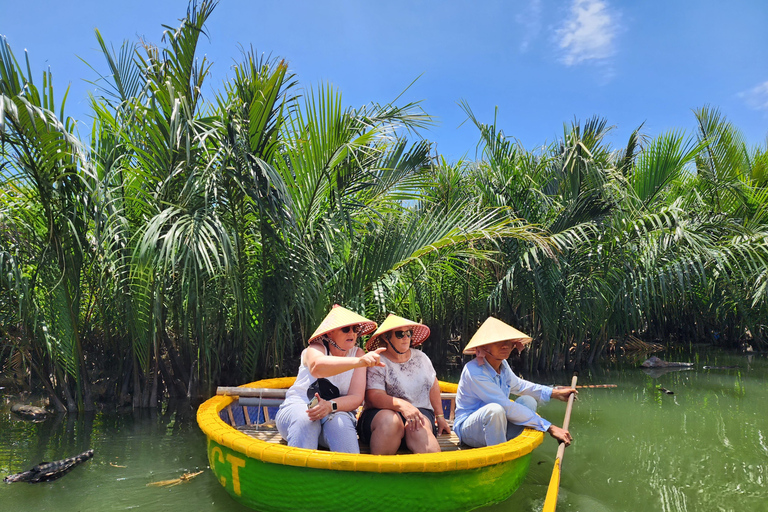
[4,450,94,483]
[623,336,664,353]
[10,404,48,422]
[147,470,204,487]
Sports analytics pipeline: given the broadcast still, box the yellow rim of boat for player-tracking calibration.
[197,377,545,473]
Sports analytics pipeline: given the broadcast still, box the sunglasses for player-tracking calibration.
[393,330,413,339]
[340,325,361,334]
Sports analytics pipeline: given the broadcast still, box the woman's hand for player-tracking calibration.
[436,415,451,435]
[357,347,387,368]
[551,386,577,402]
[400,402,423,431]
[547,425,572,446]
[306,393,332,422]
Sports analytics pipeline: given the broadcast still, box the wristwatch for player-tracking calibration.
[330,401,338,412]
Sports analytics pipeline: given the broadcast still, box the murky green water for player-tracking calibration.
[1,349,766,511]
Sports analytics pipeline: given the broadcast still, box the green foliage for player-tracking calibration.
[2,2,766,410]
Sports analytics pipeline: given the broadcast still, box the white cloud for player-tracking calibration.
[557,0,617,66]
[739,81,768,111]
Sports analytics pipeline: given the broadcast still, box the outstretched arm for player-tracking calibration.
[463,366,552,432]
[305,344,386,378]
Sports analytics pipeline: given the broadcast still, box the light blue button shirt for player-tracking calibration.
[453,358,553,439]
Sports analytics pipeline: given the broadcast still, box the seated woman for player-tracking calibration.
[453,317,576,448]
[357,314,451,454]
[275,305,385,453]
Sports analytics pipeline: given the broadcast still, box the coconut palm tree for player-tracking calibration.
[460,102,768,370]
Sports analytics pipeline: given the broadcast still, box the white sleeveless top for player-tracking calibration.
[281,342,359,407]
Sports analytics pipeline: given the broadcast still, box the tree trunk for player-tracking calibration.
[132,353,142,408]
[30,360,67,412]
[163,334,189,393]
[119,352,132,406]
[61,374,77,413]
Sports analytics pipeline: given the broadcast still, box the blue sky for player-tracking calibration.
[2,0,766,162]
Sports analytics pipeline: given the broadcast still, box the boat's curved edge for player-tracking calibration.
[206,436,534,512]
[197,378,545,474]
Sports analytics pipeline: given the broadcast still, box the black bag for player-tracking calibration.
[306,378,340,401]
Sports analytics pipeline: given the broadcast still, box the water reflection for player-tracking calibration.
[1,349,766,512]
[0,400,251,512]
[494,349,767,512]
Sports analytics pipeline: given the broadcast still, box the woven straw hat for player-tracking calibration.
[307,305,377,345]
[462,317,532,354]
[365,314,430,351]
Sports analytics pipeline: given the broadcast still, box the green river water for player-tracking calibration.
[1,348,765,512]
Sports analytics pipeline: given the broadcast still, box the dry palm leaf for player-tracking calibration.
[147,470,204,487]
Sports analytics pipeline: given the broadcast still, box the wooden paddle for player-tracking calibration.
[542,374,578,512]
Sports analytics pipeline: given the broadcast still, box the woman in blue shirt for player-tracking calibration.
[453,317,576,447]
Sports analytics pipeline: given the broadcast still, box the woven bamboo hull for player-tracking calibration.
[197,378,543,512]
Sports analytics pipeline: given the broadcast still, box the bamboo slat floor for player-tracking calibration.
[223,386,466,453]
[235,424,467,453]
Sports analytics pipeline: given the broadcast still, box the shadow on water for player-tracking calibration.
[1,347,766,512]
[0,399,251,512]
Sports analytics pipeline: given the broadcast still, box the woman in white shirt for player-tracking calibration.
[275,305,385,453]
[357,314,451,454]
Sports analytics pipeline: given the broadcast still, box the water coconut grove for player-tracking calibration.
[1,1,767,416]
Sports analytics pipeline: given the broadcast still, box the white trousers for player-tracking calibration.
[275,402,360,453]
[458,395,539,447]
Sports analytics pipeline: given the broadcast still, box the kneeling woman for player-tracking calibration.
[358,315,451,454]
[275,305,385,453]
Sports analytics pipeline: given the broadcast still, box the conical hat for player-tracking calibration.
[365,314,430,351]
[307,305,377,345]
[462,317,532,354]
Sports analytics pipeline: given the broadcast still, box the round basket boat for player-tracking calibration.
[197,377,544,512]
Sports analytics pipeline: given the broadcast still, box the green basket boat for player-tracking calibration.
[197,377,544,512]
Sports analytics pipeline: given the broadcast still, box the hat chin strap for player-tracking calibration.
[322,335,345,353]
[385,338,409,355]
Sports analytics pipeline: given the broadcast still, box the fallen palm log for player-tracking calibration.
[4,450,94,483]
[640,356,694,368]
[642,366,694,379]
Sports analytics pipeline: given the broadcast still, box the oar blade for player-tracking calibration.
[542,458,561,512]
